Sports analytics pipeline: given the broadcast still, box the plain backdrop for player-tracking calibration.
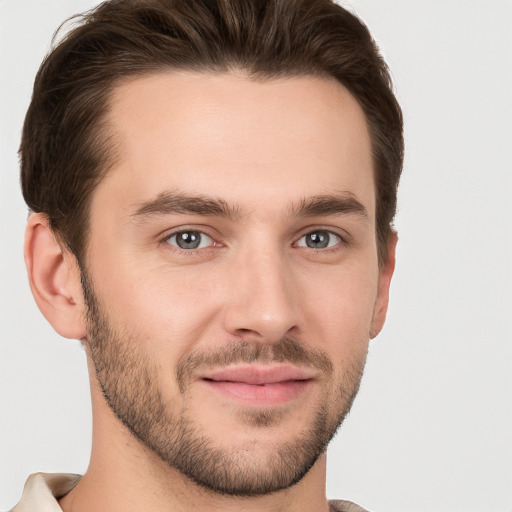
[1,1,511,511]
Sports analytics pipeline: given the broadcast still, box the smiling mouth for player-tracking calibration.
[198,364,317,405]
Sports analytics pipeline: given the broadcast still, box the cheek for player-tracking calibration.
[90,254,224,352]
[299,262,378,352]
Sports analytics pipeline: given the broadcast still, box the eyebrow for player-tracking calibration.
[291,194,368,219]
[131,191,367,221]
[131,191,244,220]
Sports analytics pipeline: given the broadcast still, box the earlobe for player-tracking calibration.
[370,232,398,339]
[24,213,87,340]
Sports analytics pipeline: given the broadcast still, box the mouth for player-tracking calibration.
[198,364,317,406]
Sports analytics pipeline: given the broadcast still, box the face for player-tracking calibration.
[82,72,392,495]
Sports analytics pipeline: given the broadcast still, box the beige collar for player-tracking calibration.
[11,473,81,512]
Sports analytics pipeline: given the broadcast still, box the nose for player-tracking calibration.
[222,247,299,343]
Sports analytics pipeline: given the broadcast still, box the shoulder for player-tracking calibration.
[329,499,371,512]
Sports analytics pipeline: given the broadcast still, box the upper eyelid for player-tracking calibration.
[162,230,218,253]
[159,226,218,241]
[294,230,345,248]
[166,230,212,239]
[294,226,350,243]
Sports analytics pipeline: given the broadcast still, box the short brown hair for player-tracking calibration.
[20,0,403,265]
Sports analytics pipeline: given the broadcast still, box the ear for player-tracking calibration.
[24,213,87,339]
[370,232,398,339]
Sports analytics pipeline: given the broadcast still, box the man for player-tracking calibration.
[13,0,403,510]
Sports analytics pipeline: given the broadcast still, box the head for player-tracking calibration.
[21,0,403,498]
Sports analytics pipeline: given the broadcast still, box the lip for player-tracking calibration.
[198,364,317,406]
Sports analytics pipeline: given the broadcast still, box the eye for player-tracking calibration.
[296,230,342,250]
[165,230,213,250]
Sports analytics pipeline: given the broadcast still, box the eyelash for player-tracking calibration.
[161,229,219,255]
[294,230,346,252]
[160,228,348,255]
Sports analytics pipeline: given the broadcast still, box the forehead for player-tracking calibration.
[97,71,374,218]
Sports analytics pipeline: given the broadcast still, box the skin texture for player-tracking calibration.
[25,72,396,512]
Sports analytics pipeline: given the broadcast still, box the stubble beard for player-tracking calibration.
[81,271,367,496]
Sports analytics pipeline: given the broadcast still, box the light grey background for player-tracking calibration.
[1,1,511,511]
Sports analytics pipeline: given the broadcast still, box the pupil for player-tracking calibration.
[177,231,201,249]
[307,231,329,249]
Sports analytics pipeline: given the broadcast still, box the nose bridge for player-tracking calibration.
[223,240,298,342]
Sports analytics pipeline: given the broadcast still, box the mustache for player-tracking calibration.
[176,338,333,393]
